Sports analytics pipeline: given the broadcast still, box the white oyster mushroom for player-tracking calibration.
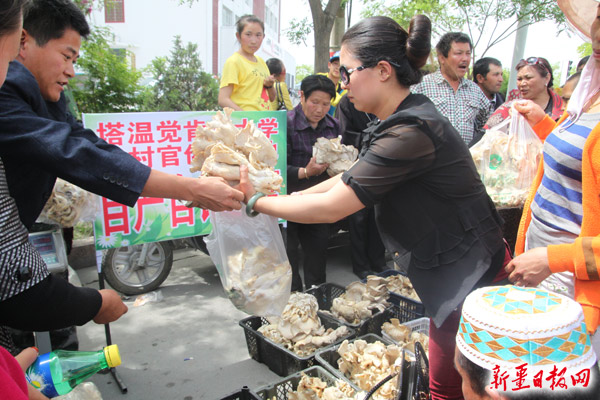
[324,281,389,324]
[381,318,411,342]
[258,293,349,356]
[335,339,402,400]
[371,274,420,301]
[313,136,358,176]
[224,246,291,316]
[287,374,361,400]
[190,107,282,194]
[39,179,96,227]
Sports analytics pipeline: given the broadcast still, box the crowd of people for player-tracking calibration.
[1,0,600,399]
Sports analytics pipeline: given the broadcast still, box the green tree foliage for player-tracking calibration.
[70,28,143,116]
[145,36,219,112]
[577,42,592,59]
[362,0,565,62]
[73,0,95,16]
[285,17,313,47]
[295,64,314,82]
[284,0,344,73]
[499,68,510,98]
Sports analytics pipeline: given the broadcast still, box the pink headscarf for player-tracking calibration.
[558,0,600,121]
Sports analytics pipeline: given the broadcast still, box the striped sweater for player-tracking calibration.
[515,113,600,333]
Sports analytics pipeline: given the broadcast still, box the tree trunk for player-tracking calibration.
[308,0,343,73]
[330,6,345,53]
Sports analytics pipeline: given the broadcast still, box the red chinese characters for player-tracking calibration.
[156,120,182,143]
[170,199,194,227]
[101,198,130,236]
[489,364,591,392]
[183,120,205,142]
[128,122,154,144]
[257,117,278,138]
[97,122,126,145]
[157,145,182,167]
[94,111,284,245]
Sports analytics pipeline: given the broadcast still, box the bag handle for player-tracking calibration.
[276,82,286,110]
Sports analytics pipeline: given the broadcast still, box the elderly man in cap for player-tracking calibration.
[318,51,347,116]
[455,285,599,399]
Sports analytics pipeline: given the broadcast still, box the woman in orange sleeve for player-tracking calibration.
[506,0,600,353]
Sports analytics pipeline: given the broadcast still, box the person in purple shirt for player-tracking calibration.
[286,74,340,291]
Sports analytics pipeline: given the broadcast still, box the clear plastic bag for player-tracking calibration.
[37,179,100,228]
[56,382,103,399]
[204,209,291,317]
[470,104,543,208]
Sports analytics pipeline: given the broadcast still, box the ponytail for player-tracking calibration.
[406,15,431,70]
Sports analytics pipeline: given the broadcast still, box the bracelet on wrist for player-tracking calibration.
[264,85,273,89]
[303,168,309,179]
[245,192,265,217]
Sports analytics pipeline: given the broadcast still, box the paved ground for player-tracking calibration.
[75,244,386,400]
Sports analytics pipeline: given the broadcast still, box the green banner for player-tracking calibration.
[82,111,287,250]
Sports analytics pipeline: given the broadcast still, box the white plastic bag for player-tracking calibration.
[56,382,103,399]
[204,209,291,317]
[470,104,543,207]
[38,179,100,227]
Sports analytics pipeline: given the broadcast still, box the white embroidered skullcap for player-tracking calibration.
[457,285,596,379]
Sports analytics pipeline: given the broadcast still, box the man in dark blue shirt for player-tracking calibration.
[0,0,243,344]
[0,1,243,230]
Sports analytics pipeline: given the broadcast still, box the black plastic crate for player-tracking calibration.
[217,386,261,400]
[315,333,396,393]
[305,283,390,336]
[239,313,355,377]
[366,270,426,321]
[255,366,348,400]
[374,305,428,340]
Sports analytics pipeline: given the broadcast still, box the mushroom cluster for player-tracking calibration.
[190,107,283,194]
[39,179,96,227]
[381,318,429,354]
[258,293,350,357]
[287,373,361,400]
[323,280,389,325]
[366,274,420,302]
[336,339,402,400]
[312,136,358,177]
[226,246,292,316]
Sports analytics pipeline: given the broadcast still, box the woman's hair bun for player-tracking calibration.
[406,15,431,70]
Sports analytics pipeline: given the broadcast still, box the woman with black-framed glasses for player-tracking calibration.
[485,56,563,130]
[239,15,510,400]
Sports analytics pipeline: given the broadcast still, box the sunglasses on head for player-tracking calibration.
[520,57,549,74]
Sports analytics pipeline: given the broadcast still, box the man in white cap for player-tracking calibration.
[318,51,347,116]
[455,285,599,399]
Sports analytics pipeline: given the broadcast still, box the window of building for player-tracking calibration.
[265,8,278,32]
[222,6,234,27]
[105,0,125,23]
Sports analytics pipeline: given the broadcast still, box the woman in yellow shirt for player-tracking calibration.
[218,15,275,111]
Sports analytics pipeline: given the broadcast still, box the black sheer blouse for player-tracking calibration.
[342,94,505,327]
